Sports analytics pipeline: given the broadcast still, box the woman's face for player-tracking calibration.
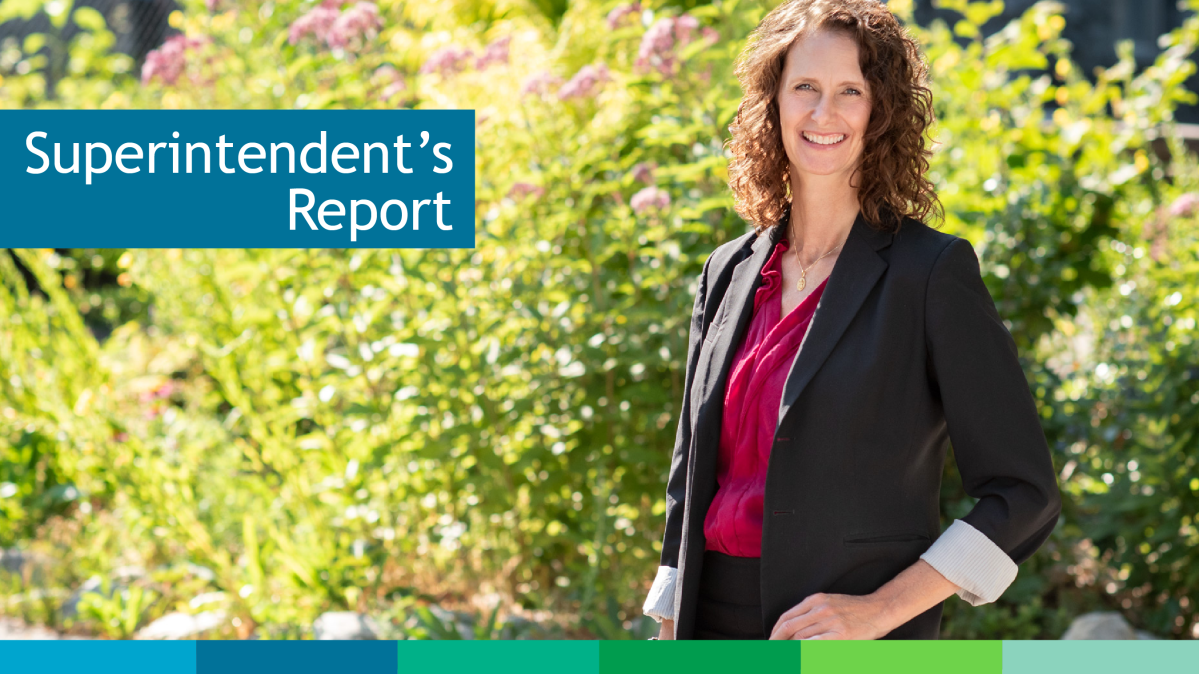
[776,29,872,186]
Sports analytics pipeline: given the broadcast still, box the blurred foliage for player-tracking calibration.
[2,0,1199,640]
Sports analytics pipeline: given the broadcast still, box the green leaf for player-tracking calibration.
[71,6,107,32]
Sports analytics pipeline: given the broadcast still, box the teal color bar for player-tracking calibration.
[198,640,396,674]
[1002,640,1199,673]
[398,640,599,674]
[599,641,801,673]
[0,640,196,674]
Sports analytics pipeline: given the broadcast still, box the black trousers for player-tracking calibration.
[693,550,766,640]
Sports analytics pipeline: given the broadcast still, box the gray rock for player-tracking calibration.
[428,605,475,639]
[1062,611,1136,639]
[62,567,147,620]
[61,575,104,619]
[0,549,28,574]
[313,612,381,640]
[0,616,61,640]
[1135,629,1161,640]
[1,548,55,583]
[135,611,226,640]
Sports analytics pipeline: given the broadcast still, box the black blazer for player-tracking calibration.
[660,211,1062,639]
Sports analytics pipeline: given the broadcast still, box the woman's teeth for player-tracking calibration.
[803,132,846,145]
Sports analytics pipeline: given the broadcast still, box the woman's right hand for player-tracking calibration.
[657,618,676,640]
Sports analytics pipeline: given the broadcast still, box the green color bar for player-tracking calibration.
[1002,640,1199,673]
[398,640,599,674]
[599,641,802,673]
[802,640,1001,674]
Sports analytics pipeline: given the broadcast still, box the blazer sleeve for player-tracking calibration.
[924,237,1062,566]
[659,252,712,569]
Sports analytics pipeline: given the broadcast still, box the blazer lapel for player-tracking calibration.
[697,222,785,404]
[776,212,894,424]
[689,222,785,482]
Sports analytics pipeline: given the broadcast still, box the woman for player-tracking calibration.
[642,0,1061,640]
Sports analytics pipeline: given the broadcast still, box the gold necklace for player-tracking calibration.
[791,239,842,292]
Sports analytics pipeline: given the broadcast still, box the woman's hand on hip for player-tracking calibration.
[770,559,961,640]
[769,593,891,640]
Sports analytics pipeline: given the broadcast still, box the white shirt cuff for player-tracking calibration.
[920,519,1018,606]
[642,565,678,622]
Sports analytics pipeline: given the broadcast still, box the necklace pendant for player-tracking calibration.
[797,277,806,292]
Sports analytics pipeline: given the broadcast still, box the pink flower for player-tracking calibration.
[606,2,641,29]
[701,27,719,44]
[630,162,655,184]
[508,182,544,199]
[557,63,611,100]
[326,2,382,50]
[673,14,698,41]
[636,14,700,76]
[375,64,406,99]
[138,380,179,404]
[475,35,511,70]
[141,35,206,85]
[288,1,341,46]
[420,45,475,76]
[630,186,670,214]
[520,71,563,97]
[1169,193,1199,218]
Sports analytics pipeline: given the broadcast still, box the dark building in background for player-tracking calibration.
[914,0,1199,123]
[0,0,176,97]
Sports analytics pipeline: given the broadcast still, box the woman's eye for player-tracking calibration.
[845,88,861,95]
[796,83,813,91]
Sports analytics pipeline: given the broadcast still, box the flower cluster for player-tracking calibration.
[520,70,563,97]
[374,64,407,100]
[139,380,180,420]
[327,2,382,50]
[1169,192,1199,218]
[635,13,700,76]
[289,0,382,51]
[630,162,656,184]
[557,64,611,101]
[420,45,474,76]
[475,35,511,70]
[507,182,544,200]
[141,35,207,86]
[630,186,670,214]
[605,2,641,29]
[419,36,510,78]
[288,2,340,45]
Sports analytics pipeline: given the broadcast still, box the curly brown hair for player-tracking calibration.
[726,0,941,233]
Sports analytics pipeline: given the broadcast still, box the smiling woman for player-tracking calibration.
[642,0,1061,641]
[777,30,872,180]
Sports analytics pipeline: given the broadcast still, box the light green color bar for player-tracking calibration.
[599,641,801,674]
[1002,640,1199,673]
[802,640,1001,674]
[397,640,599,674]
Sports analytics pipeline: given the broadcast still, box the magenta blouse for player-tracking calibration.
[702,238,828,558]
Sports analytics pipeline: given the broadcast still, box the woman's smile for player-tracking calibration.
[801,130,847,146]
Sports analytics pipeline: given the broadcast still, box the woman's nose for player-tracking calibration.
[812,93,833,123]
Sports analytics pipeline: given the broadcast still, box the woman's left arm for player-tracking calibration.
[771,237,1063,640]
